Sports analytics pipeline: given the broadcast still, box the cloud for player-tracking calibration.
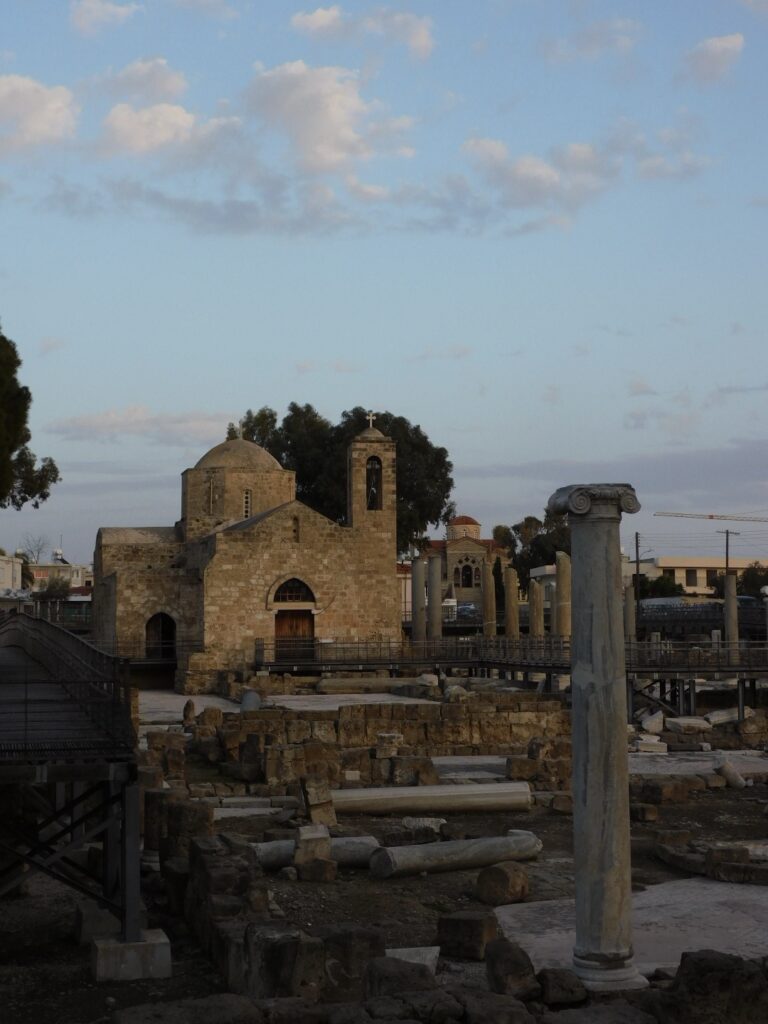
[409,345,472,363]
[682,34,744,84]
[291,6,434,59]
[637,151,708,180]
[103,102,237,155]
[709,381,768,401]
[628,376,657,396]
[246,60,413,172]
[740,0,768,10]
[457,438,768,510]
[106,176,356,235]
[463,137,620,211]
[0,75,79,153]
[173,0,238,18]
[542,18,642,62]
[47,406,230,446]
[70,0,141,36]
[39,337,66,356]
[100,58,187,103]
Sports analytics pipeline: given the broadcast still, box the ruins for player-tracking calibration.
[1,478,768,1024]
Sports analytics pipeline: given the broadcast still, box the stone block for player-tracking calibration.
[318,924,386,1001]
[92,928,172,982]
[297,858,337,883]
[294,824,331,865]
[485,937,541,1000]
[437,910,499,960]
[364,956,437,998]
[385,946,440,974]
[475,862,529,906]
[536,967,587,1008]
[664,716,712,734]
[630,803,658,823]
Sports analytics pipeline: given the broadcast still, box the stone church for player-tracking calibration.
[93,426,400,692]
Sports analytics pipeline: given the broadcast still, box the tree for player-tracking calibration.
[493,508,570,594]
[738,561,768,599]
[227,404,455,553]
[0,327,60,509]
[37,576,70,601]
[637,574,684,599]
[21,533,49,564]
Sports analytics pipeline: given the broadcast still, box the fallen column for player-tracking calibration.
[331,782,532,815]
[251,835,380,871]
[369,830,542,879]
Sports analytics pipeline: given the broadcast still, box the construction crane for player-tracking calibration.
[653,511,768,570]
[653,512,768,522]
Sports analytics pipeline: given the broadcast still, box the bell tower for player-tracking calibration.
[347,414,396,535]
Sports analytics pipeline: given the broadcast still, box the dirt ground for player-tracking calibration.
[2,784,767,1024]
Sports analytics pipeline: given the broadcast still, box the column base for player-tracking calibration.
[573,956,649,992]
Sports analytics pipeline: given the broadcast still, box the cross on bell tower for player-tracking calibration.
[366,410,376,429]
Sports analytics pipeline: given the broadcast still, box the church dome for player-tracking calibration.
[195,439,282,471]
[449,515,480,527]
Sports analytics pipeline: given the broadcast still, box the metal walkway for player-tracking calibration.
[0,618,140,942]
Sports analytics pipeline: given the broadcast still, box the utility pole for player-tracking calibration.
[634,531,641,622]
[717,529,740,571]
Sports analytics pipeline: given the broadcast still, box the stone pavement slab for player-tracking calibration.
[496,878,768,975]
[267,693,434,711]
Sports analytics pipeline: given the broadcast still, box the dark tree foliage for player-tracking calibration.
[228,404,454,553]
[492,555,505,610]
[637,574,685,599]
[737,561,768,599]
[0,328,60,509]
[37,576,70,601]
[493,509,570,594]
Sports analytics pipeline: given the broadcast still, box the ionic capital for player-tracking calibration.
[547,483,641,521]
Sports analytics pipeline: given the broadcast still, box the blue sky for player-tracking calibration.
[2,0,768,565]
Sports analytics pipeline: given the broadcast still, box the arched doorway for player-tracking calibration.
[145,613,176,660]
[274,578,315,662]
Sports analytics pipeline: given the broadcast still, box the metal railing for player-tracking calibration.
[0,613,134,761]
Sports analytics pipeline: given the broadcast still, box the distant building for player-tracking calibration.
[0,552,23,591]
[420,515,507,609]
[93,430,400,692]
[29,550,93,592]
[629,555,762,597]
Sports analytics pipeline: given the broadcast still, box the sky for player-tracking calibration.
[2,0,768,567]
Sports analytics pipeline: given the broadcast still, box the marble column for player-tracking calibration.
[623,584,636,643]
[427,555,443,640]
[547,483,646,992]
[411,559,426,644]
[504,567,520,639]
[528,580,545,637]
[546,583,557,635]
[482,562,497,637]
[555,552,572,637]
[724,570,738,662]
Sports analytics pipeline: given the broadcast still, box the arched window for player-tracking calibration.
[243,489,252,519]
[453,567,461,586]
[275,578,315,602]
[474,566,481,586]
[461,564,473,588]
[292,516,300,542]
[145,613,176,660]
[366,456,382,510]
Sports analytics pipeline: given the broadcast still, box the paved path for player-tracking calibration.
[496,878,768,974]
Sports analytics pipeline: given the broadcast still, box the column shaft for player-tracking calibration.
[482,562,497,637]
[555,551,572,637]
[528,580,544,637]
[548,483,645,992]
[504,567,520,639]
[411,559,426,643]
[427,556,443,640]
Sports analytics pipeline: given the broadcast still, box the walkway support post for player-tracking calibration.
[547,483,647,992]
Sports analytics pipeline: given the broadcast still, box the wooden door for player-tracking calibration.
[275,610,314,662]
